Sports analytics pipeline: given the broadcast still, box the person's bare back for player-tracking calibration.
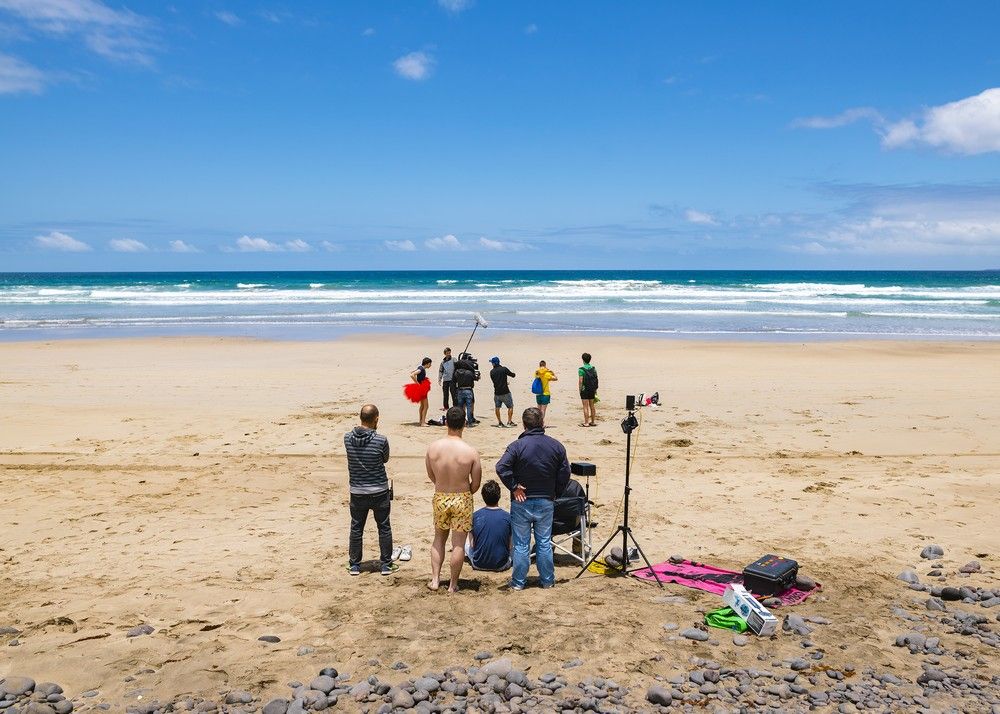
[426,407,483,593]
[426,435,482,494]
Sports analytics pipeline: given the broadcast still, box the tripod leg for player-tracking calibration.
[575,526,626,579]
[624,528,664,588]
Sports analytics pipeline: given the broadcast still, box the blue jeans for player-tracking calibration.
[510,497,554,588]
[456,387,476,424]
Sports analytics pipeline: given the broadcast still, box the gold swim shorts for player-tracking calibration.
[432,491,474,533]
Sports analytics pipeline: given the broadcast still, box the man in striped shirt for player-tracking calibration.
[344,404,395,576]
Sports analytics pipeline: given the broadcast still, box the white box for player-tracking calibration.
[723,583,778,637]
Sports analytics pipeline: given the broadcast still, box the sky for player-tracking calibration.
[1,1,1000,271]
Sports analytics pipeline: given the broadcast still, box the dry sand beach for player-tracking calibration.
[1,334,999,712]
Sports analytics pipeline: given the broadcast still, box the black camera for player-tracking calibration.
[459,352,481,381]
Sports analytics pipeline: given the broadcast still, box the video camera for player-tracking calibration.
[458,351,481,381]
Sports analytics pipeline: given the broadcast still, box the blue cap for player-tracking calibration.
[490,356,500,364]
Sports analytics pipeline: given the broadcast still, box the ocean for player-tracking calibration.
[1,270,998,341]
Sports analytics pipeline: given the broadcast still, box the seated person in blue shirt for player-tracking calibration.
[466,479,512,571]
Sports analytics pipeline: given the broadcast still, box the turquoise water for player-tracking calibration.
[0,270,998,340]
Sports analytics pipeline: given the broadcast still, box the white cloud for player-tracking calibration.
[284,238,311,252]
[438,0,470,12]
[793,89,1000,155]
[214,10,241,26]
[108,237,147,252]
[0,52,47,94]
[362,27,375,37]
[320,240,341,252]
[425,234,463,250]
[384,239,417,251]
[169,240,200,253]
[479,237,529,251]
[523,23,537,35]
[881,88,1000,155]
[684,209,717,225]
[791,107,883,130]
[228,235,311,252]
[234,235,281,252]
[0,0,155,66]
[393,51,433,81]
[34,230,91,251]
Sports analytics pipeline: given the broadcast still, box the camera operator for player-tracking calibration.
[453,353,480,426]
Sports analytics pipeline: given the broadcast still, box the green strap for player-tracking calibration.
[704,606,748,633]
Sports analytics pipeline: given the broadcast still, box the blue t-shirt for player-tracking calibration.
[470,507,511,570]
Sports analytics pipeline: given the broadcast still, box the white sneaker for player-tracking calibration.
[391,546,402,561]
[399,545,412,562]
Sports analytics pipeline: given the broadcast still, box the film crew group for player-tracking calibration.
[344,403,583,590]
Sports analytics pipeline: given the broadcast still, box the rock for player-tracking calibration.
[258,635,281,643]
[662,622,678,631]
[318,667,337,678]
[34,684,62,698]
[348,682,370,700]
[806,616,831,625]
[52,702,72,714]
[126,624,155,638]
[224,692,252,705]
[925,598,947,612]
[262,699,289,714]
[917,669,947,685]
[391,690,414,709]
[790,658,810,671]
[782,615,813,635]
[505,683,523,699]
[920,545,944,559]
[733,635,749,646]
[296,646,314,657]
[897,570,920,584]
[940,587,962,601]
[414,677,440,693]
[0,627,21,635]
[795,575,817,590]
[646,686,672,706]
[481,658,513,677]
[927,569,942,577]
[309,676,336,694]
[24,704,55,714]
[959,561,981,574]
[681,627,710,641]
[390,661,408,670]
[562,658,583,669]
[762,597,782,608]
[1,677,36,696]
[474,651,493,660]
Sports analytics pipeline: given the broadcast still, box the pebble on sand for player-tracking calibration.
[920,544,945,559]
[681,627,710,641]
[258,635,281,643]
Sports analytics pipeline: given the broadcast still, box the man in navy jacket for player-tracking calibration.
[495,407,570,589]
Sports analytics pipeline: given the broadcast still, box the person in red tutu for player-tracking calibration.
[405,357,434,426]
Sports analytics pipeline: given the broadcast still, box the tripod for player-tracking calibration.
[576,406,663,586]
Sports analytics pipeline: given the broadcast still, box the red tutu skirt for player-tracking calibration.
[404,379,433,403]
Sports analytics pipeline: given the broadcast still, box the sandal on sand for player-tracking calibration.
[399,545,412,562]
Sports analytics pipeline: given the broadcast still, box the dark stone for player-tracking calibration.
[926,598,947,611]
[959,561,981,574]
[920,545,944,559]
[262,699,289,714]
[940,587,962,601]
[474,651,493,661]
[318,668,338,678]
[646,686,672,706]
[897,570,920,584]
[258,635,281,643]
[681,627,710,641]
[1,677,35,696]
[126,624,155,638]
[224,692,252,705]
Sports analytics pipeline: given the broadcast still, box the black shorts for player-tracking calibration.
[580,390,596,401]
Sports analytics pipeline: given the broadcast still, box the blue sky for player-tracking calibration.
[1,1,999,271]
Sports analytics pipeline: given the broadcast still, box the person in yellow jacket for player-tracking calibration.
[533,360,558,420]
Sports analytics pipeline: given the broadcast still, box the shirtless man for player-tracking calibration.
[426,406,483,592]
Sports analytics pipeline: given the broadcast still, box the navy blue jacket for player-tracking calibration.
[496,428,571,500]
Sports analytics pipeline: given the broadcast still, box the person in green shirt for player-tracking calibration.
[578,352,598,427]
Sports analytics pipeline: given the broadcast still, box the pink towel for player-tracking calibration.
[631,559,819,606]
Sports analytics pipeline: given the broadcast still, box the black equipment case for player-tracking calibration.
[742,554,798,596]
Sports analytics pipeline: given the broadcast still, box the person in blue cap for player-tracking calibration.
[488,356,517,428]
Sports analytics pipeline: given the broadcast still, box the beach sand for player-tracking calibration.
[1,335,998,709]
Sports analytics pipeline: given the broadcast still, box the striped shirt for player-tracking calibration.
[344,426,390,495]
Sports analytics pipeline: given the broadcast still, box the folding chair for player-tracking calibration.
[550,478,593,565]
